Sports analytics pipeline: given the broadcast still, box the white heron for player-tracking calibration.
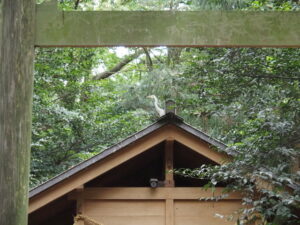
[147,95,166,117]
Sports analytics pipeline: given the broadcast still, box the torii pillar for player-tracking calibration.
[0,1,35,225]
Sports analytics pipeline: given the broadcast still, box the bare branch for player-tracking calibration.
[93,49,144,80]
[143,47,153,71]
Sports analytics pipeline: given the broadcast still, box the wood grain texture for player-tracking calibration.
[81,192,242,225]
[0,1,35,225]
[85,200,165,225]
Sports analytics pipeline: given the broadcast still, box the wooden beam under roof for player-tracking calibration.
[35,1,300,47]
[68,187,242,200]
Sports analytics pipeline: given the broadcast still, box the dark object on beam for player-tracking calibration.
[149,178,164,188]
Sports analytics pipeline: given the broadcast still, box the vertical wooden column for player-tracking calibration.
[165,139,175,225]
[0,1,35,225]
[165,199,174,225]
[76,185,85,225]
[164,139,174,187]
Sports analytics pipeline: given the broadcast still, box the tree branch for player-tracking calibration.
[74,0,80,9]
[143,47,153,71]
[93,49,144,80]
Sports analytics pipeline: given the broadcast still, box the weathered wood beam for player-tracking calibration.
[68,187,242,200]
[36,1,300,47]
[0,1,35,225]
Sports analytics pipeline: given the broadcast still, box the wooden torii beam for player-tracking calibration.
[36,0,300,47]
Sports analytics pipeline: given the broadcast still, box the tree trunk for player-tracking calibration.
[0,1,35,225]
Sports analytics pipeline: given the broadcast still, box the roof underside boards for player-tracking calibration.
[85,141,220,188]
[29,113,229,213]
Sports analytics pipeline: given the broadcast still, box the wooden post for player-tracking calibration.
[165,139,175,224]
[76,186,85,225]
[164,139,174,187]
[0,1,35,225]
[165,199,174,225]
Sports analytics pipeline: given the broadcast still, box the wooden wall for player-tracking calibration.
[86,200,165,225]
[174,200,241,225]
[83,199,241,225]
[69,187,243,225]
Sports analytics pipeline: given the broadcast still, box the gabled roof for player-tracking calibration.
[29,112,229,213]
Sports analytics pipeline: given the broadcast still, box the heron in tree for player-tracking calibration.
[147,95,166,117]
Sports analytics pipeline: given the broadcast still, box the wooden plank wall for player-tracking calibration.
[85,200,165,225]
[70,188,243,225]
[174,200,241,225]
[83,199,242,225]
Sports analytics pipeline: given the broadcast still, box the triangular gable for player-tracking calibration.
[29,113,230,213]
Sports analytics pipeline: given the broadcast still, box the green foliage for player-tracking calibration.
[247,0,300,10]
[54,0,299,10]
[32,0,300,224]
[32,45,300,223]
[172,47,300,225]
[31,48,151,186]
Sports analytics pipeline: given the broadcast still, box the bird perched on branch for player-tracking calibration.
[147,95,166,117]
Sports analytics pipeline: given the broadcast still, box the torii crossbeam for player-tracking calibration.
[37,0,300,47]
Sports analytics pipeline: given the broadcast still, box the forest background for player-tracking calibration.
[32,0,300,224]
